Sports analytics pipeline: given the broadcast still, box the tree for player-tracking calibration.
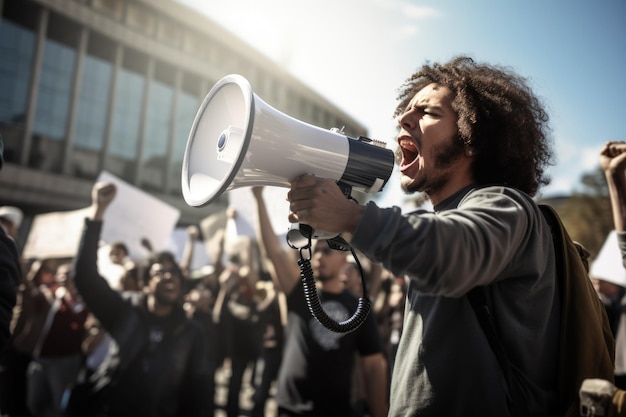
[545,166,613,260]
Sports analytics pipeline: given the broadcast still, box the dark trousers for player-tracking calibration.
[0,345,33,417]
[250,347,282,417]
[226,355,254,417]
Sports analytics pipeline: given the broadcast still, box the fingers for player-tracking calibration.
[287,175,329,219]
[288,175,317,225]
[100,183,116,198]
[602,141,626,156]
[93,182,116,205]
[287,211,300,224]
[287,175,356,233]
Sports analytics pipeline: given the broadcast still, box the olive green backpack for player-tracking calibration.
[469,204,615,417]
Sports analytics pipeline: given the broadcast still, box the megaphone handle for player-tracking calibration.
[337,181,353,198]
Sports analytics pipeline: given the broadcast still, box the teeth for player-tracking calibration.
[400,138,416,150]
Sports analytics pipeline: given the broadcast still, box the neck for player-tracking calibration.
[318,276,344,294]
[147,295,174,317]
[428,177,475,207]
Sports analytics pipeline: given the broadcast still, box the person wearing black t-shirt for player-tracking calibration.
[253,187,388,417]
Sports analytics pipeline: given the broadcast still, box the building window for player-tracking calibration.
[71,53,113,179]
[169,89,199,195]
[139,78,173,191]
[0,18,35,164]
[73,54,112,153]
[30,38,76,172]
[107,66,144,182]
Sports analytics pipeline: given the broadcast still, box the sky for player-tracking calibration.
[176,0,626,207]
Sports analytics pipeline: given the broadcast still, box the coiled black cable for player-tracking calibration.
[297,245,372,334]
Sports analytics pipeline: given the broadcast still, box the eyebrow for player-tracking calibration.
[407,102,445,112]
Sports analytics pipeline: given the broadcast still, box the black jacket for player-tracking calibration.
[74,219,213,417]
[0,225,20,351]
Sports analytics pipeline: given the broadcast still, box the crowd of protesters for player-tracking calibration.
[0,183,406,417]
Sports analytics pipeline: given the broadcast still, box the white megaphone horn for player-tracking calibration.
[181,74,393,333]
[181,74,395,227]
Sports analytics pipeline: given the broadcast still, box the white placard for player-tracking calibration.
[23,172,181,261]
[22,207,91,260]
[590,231,626,287]
[167,227,211,270]
[227,186,291,237]
[96,171,180,259]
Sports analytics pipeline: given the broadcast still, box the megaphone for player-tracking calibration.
[181,74,395,210]
[182,74,395,334]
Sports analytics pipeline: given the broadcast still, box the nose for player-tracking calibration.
[397,109,416,131]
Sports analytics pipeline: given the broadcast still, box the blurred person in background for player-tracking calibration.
[212,238,264,417]
[601,141,626,261]
[599,141,626,391]
[68,182,213,417]
[250,277,286,417]
[1,259,56,417]
[0,205,24,243]
[25,263,88,417]
[0,132,21,351]
[253,186,388,417]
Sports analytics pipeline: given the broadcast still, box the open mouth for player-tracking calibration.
[398,138,419,170]
[159,281,177,294]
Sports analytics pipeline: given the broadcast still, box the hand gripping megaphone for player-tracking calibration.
[181,74,395,333]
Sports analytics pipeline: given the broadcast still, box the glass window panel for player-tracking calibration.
[169,91,198,194]
[33,39,75,140]
[139,78,173,191]
[173,91,198,162]
[30,38,76,172]
[0,19,35,163]
[0,20,35,124]
[73,54,112,151]
[142,79,172,163]
[109,68,144,159]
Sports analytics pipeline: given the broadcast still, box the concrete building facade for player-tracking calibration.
[0,0,367,247]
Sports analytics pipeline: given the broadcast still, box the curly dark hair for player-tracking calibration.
[394,56,554,196]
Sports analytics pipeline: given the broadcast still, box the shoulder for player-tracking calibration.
[461,185,535,208]
[458,186,542,223]
[175,309,206,339]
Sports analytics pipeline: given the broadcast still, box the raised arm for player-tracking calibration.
[252,187,300,295]
[74,182,130,331]
[180,225,199,279]
[600,141,626,232]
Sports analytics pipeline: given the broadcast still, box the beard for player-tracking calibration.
[401,138,466,195]
[315,272,333,283]
[313,264,333,282]
[154,287,181,306]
